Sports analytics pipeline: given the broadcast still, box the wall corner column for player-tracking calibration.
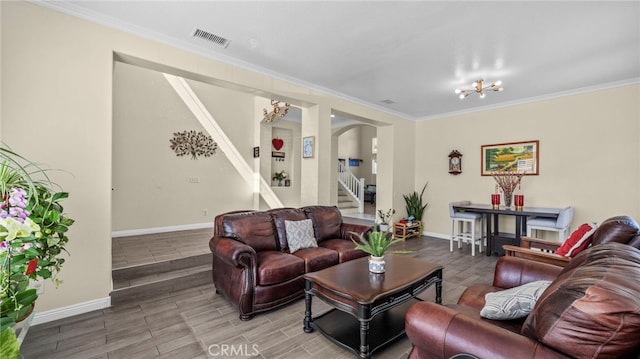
[301,104,332,205]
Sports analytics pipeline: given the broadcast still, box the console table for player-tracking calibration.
[452,203,562,256]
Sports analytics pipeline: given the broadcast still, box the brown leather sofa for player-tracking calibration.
[209,206,370,320]
[405,218,640,358]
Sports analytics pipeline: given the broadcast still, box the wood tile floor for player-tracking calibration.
[112,228,213,269]
[22,233,498,359]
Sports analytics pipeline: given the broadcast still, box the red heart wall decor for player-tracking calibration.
[272,138,284,151]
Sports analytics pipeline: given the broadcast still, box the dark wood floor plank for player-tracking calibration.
[23,233,498,359]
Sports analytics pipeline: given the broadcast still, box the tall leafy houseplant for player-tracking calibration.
[403,182,429,223]
[0,146,74,358]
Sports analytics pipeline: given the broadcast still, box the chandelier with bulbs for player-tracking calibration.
[455,79,504,99]
[262,99,290,123]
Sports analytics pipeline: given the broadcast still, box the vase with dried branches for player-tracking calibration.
[491,171,525,208]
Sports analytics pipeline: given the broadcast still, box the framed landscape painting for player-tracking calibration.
[481,140,539,176]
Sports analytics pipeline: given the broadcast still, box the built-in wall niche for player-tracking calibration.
[271,127,293,187]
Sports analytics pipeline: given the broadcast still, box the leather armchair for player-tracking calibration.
[503,215,640,267]
[406,242,640,358]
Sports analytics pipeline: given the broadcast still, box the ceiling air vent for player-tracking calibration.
[380,99,396,104]
[192,28,231,48]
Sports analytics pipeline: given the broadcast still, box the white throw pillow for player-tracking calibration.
[480,280,552,320]
[284,219,318,253]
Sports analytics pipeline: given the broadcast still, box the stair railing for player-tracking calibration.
[337,161,365,213]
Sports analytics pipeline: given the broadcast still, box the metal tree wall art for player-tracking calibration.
[169,130,217,159]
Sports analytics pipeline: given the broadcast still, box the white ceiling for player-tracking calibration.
[39,1,640,121]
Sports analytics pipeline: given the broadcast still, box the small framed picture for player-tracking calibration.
[302,136,315,158]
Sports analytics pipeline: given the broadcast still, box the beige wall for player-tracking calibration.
[1,1,414,315]
[112,62,256,231]
[358,125,377,185]
[416,85,640,237]
[337,125,377,184]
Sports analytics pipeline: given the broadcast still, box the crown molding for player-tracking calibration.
[27,1,640,124]
[418,78,640,122]
[30,0,415,123]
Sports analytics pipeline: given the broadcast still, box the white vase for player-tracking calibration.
[368,255,386,273]
[379,224,389,232]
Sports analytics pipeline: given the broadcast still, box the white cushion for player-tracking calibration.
[480,280,552,320]
[284,219,317,253]
[453,212,483,220]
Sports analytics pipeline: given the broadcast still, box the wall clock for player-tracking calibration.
[448,150,462,175]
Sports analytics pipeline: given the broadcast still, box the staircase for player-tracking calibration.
[337,187,359,213]
[337,161,364,214]
[110,228,212,305]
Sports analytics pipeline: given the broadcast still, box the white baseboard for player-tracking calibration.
[112,222,211,238]
[423,231,449,240]
[32,297,111,325]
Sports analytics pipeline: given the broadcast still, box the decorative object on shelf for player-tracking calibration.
[271,151,285,162]
[350,229,403,273]
[271,138,284,151]
[481,140,539,176]
[348,158,362,167]
[448,150,462,175]
[253,146,260,158]
[514,194,525,211]
[0,146,75,356]
[491,170,526,208]
[263,100,290,123]
[302,136,314,158]
[403,182,429,228]
[169,130,217,159]
[377,208,396,231]
[491,193,501,210]
[272,170,288,186]
[284,179,291,187]
[455,79,503,99]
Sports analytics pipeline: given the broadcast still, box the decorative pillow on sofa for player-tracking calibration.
[555,222,597,257]
[284,219,318,253]
[480,280,552,320]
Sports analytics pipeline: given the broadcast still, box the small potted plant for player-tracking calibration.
[350,228,403,273]
[272,170,287,186]
[377,208,396,231]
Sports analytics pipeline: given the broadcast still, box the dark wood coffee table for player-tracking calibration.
[303,254,442,358]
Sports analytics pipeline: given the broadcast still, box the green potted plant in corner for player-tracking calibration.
[403,182,429,231]
[350,228,410,273]
[0,146,74,358]
[377,208,396,232]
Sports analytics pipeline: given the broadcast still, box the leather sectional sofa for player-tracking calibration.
[405,216,640,359]
[209,206,371,320]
